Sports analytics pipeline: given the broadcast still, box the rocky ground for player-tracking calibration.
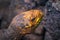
[0,0,60,40]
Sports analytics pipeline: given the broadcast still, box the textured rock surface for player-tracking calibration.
[43,1,60,40]
[0,0,11,8]
[10,0,48,11]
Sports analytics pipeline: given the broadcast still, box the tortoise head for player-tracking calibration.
[12,9,43,34]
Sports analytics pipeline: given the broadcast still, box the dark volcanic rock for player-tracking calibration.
[0,0,16,29]
[0,0,13,29]
[0,0,11,8]
[52,1,60,11]
[0,7,15,29]
[10,0,48,10]
[43,1,60,40]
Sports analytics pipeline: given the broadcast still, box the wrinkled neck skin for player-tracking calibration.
[0,24,22,40]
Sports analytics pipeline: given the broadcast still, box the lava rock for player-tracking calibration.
[52,1,60,11]
[0,0,11,8]
[43,1,60,40]
[48,0,60,11]
[10,0,48,11]
[0,7,15,29]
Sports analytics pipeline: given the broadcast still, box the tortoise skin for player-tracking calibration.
[10,9,43,34]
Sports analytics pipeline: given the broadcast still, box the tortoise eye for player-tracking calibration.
[31,18,35,21]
